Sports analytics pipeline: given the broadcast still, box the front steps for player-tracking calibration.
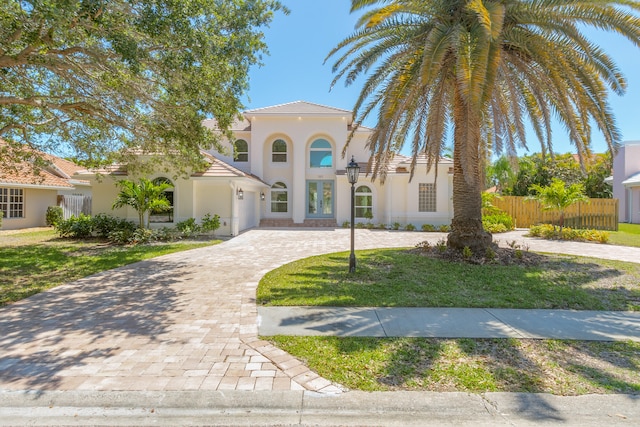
[259,218,338,228]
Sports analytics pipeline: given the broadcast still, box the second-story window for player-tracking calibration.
[272,139,287,163]
[309,139,332,168]
[234,139,248,162]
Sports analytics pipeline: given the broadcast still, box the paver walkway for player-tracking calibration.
[1,229,639,394]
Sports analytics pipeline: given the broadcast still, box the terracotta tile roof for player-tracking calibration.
[194,152,269,185]
[0,141,79,189]
[245,101,352,117]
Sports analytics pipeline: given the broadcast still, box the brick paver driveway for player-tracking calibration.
[0,229,428,393]
[2,228,638,393]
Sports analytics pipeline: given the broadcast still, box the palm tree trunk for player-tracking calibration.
[447,91,492,254]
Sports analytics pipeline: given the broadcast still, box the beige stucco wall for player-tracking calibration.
[0,187,57,230]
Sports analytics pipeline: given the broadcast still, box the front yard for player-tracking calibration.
[0,228,220,307]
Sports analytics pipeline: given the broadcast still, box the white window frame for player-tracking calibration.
[234,139,248,162]
[309,139,333,168]
[355,185,373,218]
[270,182,288,213]
[272,139,287,163]
[0,187,24,219]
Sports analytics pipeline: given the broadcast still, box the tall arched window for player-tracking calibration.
[355,185,372,218]
[272,139,287,163]
[270,182,288,213]
[309,139,332,168]
[234,139,248,162]
[150,177,174,223]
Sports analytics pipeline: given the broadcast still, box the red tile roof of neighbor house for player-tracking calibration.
[0,141,86,189]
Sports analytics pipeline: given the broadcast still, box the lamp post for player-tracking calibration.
[346,156,360,273]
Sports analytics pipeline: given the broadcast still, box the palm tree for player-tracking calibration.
[328,0,640,253]
[529,178,589,231]
[112,178,172,228]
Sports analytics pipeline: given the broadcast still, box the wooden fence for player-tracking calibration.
[491,196,619,231]
[57,195,92,219]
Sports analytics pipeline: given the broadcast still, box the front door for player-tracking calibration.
[307,180,334,218]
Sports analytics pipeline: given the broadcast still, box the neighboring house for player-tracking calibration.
[0,144,91,230]
[83,101,454,235]
[612,140,640,224]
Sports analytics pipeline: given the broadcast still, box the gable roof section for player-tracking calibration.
[245,101,352,119]
[193,152,269,186]
[0,141,79,189]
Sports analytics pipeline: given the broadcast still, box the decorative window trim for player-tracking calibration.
[418,183,437,212]
[272,139,287,163]
[0,187,24,219]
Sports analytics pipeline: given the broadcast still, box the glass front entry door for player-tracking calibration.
[307,180,334,218]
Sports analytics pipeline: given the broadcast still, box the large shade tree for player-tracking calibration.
[1,0,284,175]
[328,0,640,253]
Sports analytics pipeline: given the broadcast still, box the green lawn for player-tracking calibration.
[0,228,221,306]
[269,336,640,395]
[609,223,640,247]
[257,249,640,311]
[259,244,640,395]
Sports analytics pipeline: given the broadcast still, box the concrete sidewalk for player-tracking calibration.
[258,307,640,341]
[1,389,639,426]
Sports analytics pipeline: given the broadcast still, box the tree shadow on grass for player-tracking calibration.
[0,258,193,390]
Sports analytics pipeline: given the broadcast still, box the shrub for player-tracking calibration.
[484,223,507,233]
[342,221,350,228]
[421,224,436,232]
[462,246,473,259]
[130,228,156,245]
[528,223,609,243]
[435,238,447,253]
[415,240,431,251]
[392,222,401,230]
[439,224,451,232]
[93,213,135,238]
[377,223,388,230]
[108,229,135,245]
[483,212,515,233]
[176,218,201,237]
[45,206,64,227]
[201,213,221,234]
[55,214,93,238]
[405,223,416,231]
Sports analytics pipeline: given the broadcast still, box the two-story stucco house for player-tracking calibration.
[612,140,640,224]
[82,101,454,235]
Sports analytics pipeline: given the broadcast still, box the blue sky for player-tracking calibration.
[243,0,640,157]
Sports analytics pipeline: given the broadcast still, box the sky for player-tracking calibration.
[243,0,640,157]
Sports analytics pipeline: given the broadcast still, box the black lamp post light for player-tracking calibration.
[346,156,360,273]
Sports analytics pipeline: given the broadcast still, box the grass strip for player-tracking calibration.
[257,249,640,311]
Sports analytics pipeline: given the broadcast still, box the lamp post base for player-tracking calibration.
[349,253,356,273]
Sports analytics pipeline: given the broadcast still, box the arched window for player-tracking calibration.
[270,182,288,213]
[234,139,248,162]
[150,177,174,223]
[355,185,372,218]
[309,139,332,168]
[272,139,287,163]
